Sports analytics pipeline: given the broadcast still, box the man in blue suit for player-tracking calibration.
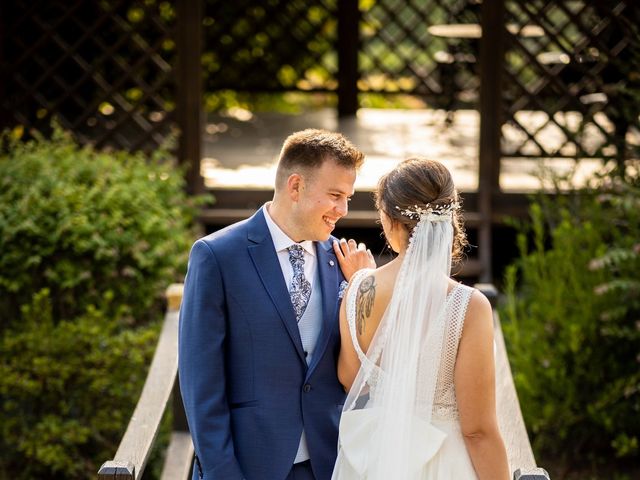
[179,129,370,479]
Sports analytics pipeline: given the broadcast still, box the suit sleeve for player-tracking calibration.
[178,239,245,479]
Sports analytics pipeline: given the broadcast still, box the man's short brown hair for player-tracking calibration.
[275,129,364,187]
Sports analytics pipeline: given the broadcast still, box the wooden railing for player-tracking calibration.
[98,283,549,479]
[98,284,193,480]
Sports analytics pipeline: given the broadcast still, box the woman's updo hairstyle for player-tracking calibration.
[374,157,468,262]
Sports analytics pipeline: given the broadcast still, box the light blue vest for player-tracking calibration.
[294,265,323,462]
[298,266,323,365]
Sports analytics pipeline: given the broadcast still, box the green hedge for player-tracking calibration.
[1,291,160,478]
[0,128,196,326]
[501,175,640,475]
[0,128,203,479]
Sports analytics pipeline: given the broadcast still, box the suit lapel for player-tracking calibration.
[307,239,341,377]
[247,211,306,364]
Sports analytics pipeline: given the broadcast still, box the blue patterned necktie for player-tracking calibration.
[288,244,312,322]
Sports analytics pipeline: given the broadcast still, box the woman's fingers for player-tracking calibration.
[333,238,376,281]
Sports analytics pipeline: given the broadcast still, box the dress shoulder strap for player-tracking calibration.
[447,283,475,345]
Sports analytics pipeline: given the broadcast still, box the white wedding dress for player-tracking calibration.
[332,269,479,480]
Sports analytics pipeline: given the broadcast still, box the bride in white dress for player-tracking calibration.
[332,158,510,480]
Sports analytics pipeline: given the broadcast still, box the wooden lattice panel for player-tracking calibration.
[502,0,640,162]
[359,0,481,109]
[2,0,177,153]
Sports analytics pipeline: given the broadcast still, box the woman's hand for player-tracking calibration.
[333,238,376,281]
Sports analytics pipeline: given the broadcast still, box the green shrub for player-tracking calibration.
[0,289,159,479]
[501,176,640,472]
[0,127,205,479]
[0,127,198,326]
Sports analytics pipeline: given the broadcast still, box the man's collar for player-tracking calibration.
[262,203,315,256]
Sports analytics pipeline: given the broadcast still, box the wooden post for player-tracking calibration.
[477,0,505,283]
[176,0,203,195]
[337,0,359,117]
[0,2,8,134]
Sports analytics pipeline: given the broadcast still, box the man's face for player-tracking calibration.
[292,159,356,242]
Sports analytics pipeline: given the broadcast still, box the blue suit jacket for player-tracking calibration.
[178,209,346,480]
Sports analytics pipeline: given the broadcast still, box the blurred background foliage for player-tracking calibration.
[0,126,206,479]
[500,164,640,479]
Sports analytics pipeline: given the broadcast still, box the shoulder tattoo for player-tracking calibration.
[356,275,376,335]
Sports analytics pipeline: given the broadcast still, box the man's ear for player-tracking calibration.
[287,173,303,202]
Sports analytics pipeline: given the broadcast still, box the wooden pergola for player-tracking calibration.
[1,0,636,283]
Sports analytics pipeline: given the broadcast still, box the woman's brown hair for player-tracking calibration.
[374,157,468,263]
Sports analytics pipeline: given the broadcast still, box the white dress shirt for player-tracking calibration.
[263,203,317,289]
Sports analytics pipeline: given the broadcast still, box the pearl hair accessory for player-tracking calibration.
[394,200,460,222]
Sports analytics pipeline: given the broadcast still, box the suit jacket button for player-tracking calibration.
[303,384,311,393]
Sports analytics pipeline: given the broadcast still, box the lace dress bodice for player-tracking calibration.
[345,269,474,422]
[428,282,473,421]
